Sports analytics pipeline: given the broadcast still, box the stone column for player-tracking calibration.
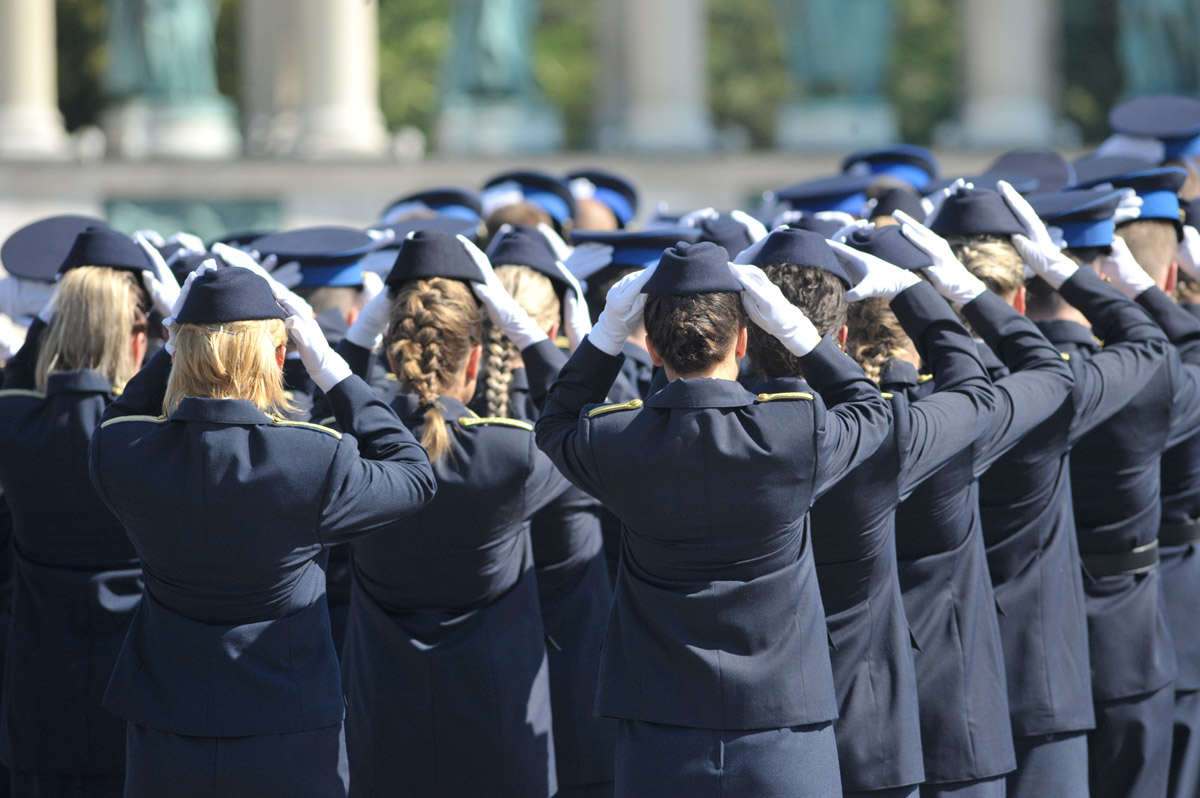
[596,0,713,151]
[952,0,1061,147]
[294,0,389,159]
[0,0,68,159]
[240,0,302,156]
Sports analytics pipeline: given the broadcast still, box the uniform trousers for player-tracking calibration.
[1169,688,1200,798]
[123,723,348,798]
[918,776,1005,797]
[9,772,123,798]
[613,719,841,798]
[844,786,918,798]
[1007,731,1087,798]
[1088,685,1174,798]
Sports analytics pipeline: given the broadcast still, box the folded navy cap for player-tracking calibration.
[867,188,927,223]
[567,169,638,227]
[59,226,154,276]
[380,187,482,225]
[485,226,566,288]
[694,215,755,260]
[842,144,939,191]
[923,171,1040,196]
[384,229,484,289]
[775,174,873,216]
[987,149,1076,193]
[642,241,741,296]
[482,170,576,229]
[751,228,851,287]
[1026,189,1125,249]
[1109,95,1200,161]
[169,251,230,284]
[174,267,287,324]
[844,226,934,271]
[570,228,702,269]
[2,215,109,282]
[781,216,844,239]
[252,227,377,288]
[1070,161,1187,224]
[929,187,1026,237]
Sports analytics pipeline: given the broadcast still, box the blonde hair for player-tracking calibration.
[163,319,292,417]
[949,235,1025,301]
[846,297,913,385]
[35,266,147,392]
[1117,220,1179,285]
[485,265,560,417]
[385,278,483,463]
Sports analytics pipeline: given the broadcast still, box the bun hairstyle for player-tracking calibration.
[845,298,914,385]
[163,318,292,417]
[484,265,560,418]
[643,291,747,377]
[35,266,148,392]
[385,277,484,463]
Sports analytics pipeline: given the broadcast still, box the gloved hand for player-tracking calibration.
[365,227,397,247]
[458,234,549,351]
[730,262,822,356]
[35,284,59,325]
[1180,225,1200,282]
[680,207,719,228]
[163,260,217,355]
[564,242,615,281]
[827,239,921,301]
[1113,188,1143,226]
[133,229,165,248]
[551,259,592,351]
[536,222,573,263]
[895,210,989,304]
[267,259,303,289]
[0,276,56,321]
[998,179,1059,251]
[1099,236,1157,298]
[166,231,206,256]
[135,233,183,316]
[280,294,352,392]
[211,243,314,318]
[831,218,870,242]
[588,264,657,357]
[345,285,392,350]
[730,209,769,244]
[922,177,972,227]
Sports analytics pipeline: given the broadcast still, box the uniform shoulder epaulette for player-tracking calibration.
[269,417,343,440]
[0,389,45,400]
[587,398,643,418]
[385,372,399,382]
[1060,352,1071,361]
[318,416,337,427]
[754,391,814,403]
[917,373,934,384]
[881,392,894,399]
[99,414,167,429]
[457,416,534,431]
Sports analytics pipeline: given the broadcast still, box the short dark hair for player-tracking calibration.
[644,291,747,376]
[586,264,641,322]
[747,264,847,380]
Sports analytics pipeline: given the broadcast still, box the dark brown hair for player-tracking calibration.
[643,291,747,376]
[747,264,847,380]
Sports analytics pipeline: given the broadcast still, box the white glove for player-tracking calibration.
[831,218,870,242]
[564,242,615,281]
[35,285,59,325]
[1010,234,1079,290]
[365,227,396,247]
[589,265,657,357]
[730,262,822,356]
[268,259,303,289]
[280,294,352,392]
[1099,237,1156,298]
[923,178,972,229]
[133,229,165,248]
[730,209,769,244]
[135,233,182,316]
[345,286,392,350]
[0,276,55,321]
[536,222,573,263]
[895,210,988,304]
[458,234,549,351]
[997,180,1059,250]
[1113,189,1143,226]
[163,260,217,356]
[166,232,206,255]
[827,240,921,301]
[680,207,719,228]
[732,224,788,265]
[551,259,592,351]
[211,243,313,319]
[1178,225,1200,281]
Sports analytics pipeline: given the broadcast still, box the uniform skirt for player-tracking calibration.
[613,719,841,798]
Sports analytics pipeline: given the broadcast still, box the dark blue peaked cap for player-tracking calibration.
[929,187,1026,237]
[59,226,154,275]
[751,228,852,287]
[567,169,639,227]
[842,144,939,190]
[844,226,935,271]
[776,174,873,216]
[376,215,482,247]
[251,227,377,288]
[694,215,755,260]
[384,229,484,289]
[988,149,1076,193]
[1070,161,1187,225]
[174,267,287,324]
[1026,189,1124,249]
[923,171,1040,196]
[2,215,108,282]
[483,170,576,228]
[380,187,482,224]
[642,241,741,296]
[208,229,274,249]
[485,226,568,288]
[570,228,702,269]
[1109,95,1200,161]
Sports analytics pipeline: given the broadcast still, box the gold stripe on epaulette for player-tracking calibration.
[270,417,343,439]
[385,373,399,382]
[1091,335,1104,347]
[1061,352,1071,361]
[0,389,45,400]
[99,414,166,428]
[917,374,934,384]
[755,391,814,403]
[457,416,534,431]
[881,392,895,399]
[587,398,643,418]
[318,416,337,427]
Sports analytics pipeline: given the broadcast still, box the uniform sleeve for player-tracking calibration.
[315,375,437,544]
[887,283,999,500]
[534,336,628,504]
[1131,286,1200,449]
[1,318,44,390]
[100,348,173,422]
[961,291,1075,476]
[1053,269,1170,445]
[804,336,891,499]
[520,338,570,411]
[522,433,572,518]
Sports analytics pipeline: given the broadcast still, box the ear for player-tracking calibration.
[644,335,664,367]
[464,343,482,380]
[1013,284,1027,315]
[1166,260,1179,295]
[837,324,849,351]
[547,321,560,340]
[345,305,360,326]
[275,344,287,370]
[131,330,148,367]
[734,326,748,360]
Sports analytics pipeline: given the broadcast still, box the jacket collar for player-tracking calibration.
[392,393,474,424]
[643,376,757,409]
[170,397,275,425]
[44,369,114,397]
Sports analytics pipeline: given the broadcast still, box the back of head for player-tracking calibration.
[485,264,560,417]
[483,203,552,248]
[644,291,746,377]
[385,277,483,462]
[35,265,147,392]
[295,285,361,319]
[1116,219,1178,286]
[846,298,912,384]
[164,318,291,417]
[948,235,1025,302]
[747,264,847,380]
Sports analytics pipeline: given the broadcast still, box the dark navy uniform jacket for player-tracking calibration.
[342,389,569,798]
[1045,288,1200,702]
[978,269,1168,737]
[89,349,436,739]
[802,282,998,792]
[0,320,141,776]
[892,290,1074,784]
[536,335,889,730]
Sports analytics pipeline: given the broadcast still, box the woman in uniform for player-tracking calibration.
[89,263,437,798]
[0,227,169,797]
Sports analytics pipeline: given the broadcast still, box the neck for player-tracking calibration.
[1027,303,1091,329]
[666,353,740,382]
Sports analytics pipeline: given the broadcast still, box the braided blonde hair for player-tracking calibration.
[846,297,913,385]
[484,265,560,418]
[385,278,483,462]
